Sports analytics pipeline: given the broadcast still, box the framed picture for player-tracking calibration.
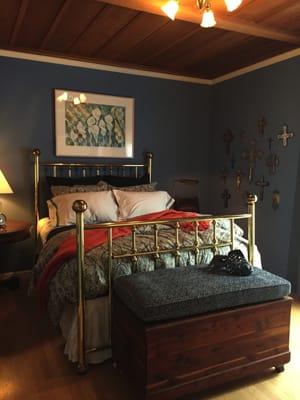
[54,89,134,158]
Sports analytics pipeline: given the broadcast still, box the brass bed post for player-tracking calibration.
[32,149,40,250]
[247,194,257,265]
[146,152,153,183]
[72,200,88,373]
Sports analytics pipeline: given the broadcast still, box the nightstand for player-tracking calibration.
[0,220,31,289]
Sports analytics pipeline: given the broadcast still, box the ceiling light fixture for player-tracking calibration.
[161,0,179,21]
[161,0,243,27]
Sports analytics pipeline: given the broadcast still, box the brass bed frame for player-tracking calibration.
[33,149,257,373]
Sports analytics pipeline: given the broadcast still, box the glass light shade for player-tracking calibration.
[57,91,68,102]
[201,7,216,28]
[161,0,179,20]
[224,0,243,12]
[0,170,13,194]
[79,93,87,103]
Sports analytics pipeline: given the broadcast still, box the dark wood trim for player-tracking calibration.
[9,0,29,45]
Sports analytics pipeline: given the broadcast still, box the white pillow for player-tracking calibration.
[47,191,118,226]
[113,190,175,220]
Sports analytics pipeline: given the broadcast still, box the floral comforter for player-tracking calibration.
[30,220,245,325]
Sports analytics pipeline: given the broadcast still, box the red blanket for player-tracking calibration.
[36,210,210,305]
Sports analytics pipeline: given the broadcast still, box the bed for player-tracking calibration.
[30,149,261,372]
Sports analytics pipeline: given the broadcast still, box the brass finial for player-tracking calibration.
[72,200,88,213]
[32,149,40,156]
[247,193,258,204]
[146,152,153,159]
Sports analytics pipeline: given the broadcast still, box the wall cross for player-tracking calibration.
[278,125,294,147]
[255,176,270,202]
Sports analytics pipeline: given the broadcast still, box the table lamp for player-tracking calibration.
[0,169,13,228]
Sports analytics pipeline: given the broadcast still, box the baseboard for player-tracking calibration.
[0,269,31,281]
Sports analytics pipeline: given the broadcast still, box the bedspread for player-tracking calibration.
[30,220,244,325]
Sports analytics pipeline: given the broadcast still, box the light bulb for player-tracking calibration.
[161,0,179,21]
[201,5,216,28]
[224,0,243,12]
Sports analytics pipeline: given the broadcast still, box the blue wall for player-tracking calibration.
[0,56,213,272]
[211,57,300,295]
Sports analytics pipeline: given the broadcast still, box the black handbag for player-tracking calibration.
[208,249,253,276]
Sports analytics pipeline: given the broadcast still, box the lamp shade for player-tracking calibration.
[0,170,13,194]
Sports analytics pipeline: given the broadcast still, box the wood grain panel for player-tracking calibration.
[0,0,20,45]
[123,19,198,64]
[68,4,138,57]
[12,0,65,48]
[42,0,106,52]
[197,38,297,78]
[94,12,168,60]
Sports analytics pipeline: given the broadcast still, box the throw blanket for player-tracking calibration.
[37,210,210,305]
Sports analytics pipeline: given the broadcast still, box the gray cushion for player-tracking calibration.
[113,266,291,322]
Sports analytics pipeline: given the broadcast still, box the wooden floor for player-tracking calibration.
[0,278,299,400]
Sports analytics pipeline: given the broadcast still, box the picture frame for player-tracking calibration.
[54,89,134,158]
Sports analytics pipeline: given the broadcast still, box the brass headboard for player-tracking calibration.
[32,149,153,245]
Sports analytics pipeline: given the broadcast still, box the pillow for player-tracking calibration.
[47,191,118,226]
[104,182,157,192]
[51,181,110,197]
[46,175,102,187]
[113,190,175,220]
[102,174,150,187]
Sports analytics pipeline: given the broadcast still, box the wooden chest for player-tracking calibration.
[112,295,292,400]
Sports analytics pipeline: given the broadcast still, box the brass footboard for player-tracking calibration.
[72,195,257,373]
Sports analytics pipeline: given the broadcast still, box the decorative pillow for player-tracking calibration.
[104,182,157,192]
[113,190,175,220]
[51,181,110,197]
[47,191,118,226]
[102,174,150,187]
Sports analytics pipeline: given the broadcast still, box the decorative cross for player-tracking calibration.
[223,129,234,155]
[255,176,270,202]
[272,190,280,210]
[266,153,280,175]
[268,137,274,150]
[278,125,294,147]
[242,145,264,183]
[221,189,231,208]
[258,116,267,136]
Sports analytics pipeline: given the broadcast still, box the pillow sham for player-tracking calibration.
[102,174,150,187]
[113,190,175,220]
[103,182,157,192]
[47,191,118,226]
[51,181,109,197]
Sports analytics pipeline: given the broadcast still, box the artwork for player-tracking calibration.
[272,190,280,210]
[257,116,267,136]
[266,153,280,175]
[278,125,294,147]
[54,89,134,158]
[255,176,270,202]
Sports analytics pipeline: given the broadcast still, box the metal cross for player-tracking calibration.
[258,116,267,136]
[255,176,270,202]
[266,153,280,175]
[268,137,274,150]
[221,189,231,208]
[242,145,264,182]
[223,129,234,155]
[278,125,294,147]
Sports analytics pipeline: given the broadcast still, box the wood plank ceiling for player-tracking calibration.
[0,0,300,79]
